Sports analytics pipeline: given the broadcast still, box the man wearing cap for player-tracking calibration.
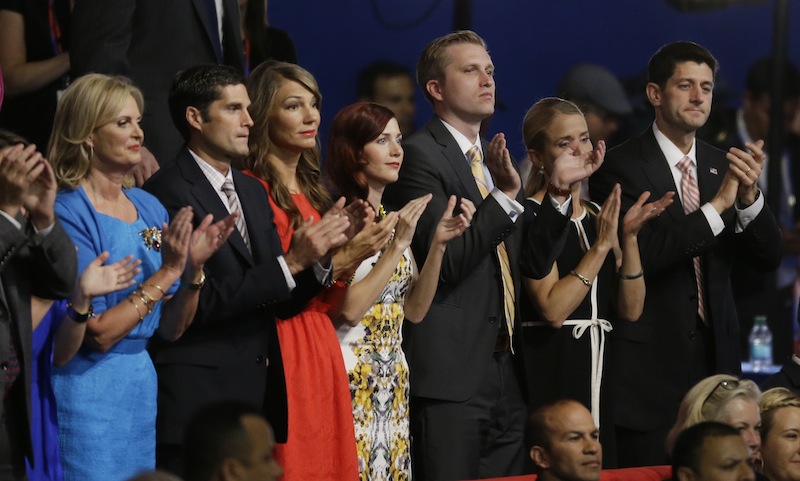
[558,63,633,147]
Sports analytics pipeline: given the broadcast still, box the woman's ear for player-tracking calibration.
[528,149,544,170]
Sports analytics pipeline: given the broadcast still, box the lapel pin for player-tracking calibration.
[709,167,718,175]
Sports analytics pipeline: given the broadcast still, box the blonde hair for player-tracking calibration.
[521,97,584,198]
[760,387,800,439]
[243,61,332,228]
[416,30,487,104]
[48,74,143,190]
[666,374,762,454]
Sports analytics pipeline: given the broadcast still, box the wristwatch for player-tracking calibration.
[66,302,94,323]
[186,271,206,291]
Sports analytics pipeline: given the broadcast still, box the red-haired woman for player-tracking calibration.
[326,101,474,480]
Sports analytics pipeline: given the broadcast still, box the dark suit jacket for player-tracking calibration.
[383,117,568,402]
[761,358,800,395]
[589,126,783,432]
[143,148,323,444]
[0,215,76,461]
[70,0,245,165]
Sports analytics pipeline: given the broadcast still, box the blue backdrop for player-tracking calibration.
[270,0,800,158]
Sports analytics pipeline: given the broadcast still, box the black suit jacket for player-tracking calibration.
[383,117,568,402]
[0,215,76,461]
[589,126,783,432]
[70,0,245,165]
[761,359,800,395]
[143,148,323,444]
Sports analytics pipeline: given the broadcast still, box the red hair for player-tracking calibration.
[326,102,395,203]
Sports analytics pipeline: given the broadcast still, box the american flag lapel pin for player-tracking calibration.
[710,167,718,175]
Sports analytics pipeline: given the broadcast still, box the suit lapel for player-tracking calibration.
[426,119,484,203]
[638,129,687,222]
[696,141,726,205]
[233,169,274,262]
[177,150,254,264]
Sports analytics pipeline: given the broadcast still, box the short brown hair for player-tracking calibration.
[417,30,487,104]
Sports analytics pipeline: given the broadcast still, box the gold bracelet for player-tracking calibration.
[139,285,160,305]
[143,283,166,297]
[569,270,592,287]
[129,296,146,321]
[133,286,155,314]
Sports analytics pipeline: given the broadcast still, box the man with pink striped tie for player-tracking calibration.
[589,41,783,469]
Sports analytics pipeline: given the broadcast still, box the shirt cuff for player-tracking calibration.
[0,210,22,230]
[313,260,333,286]
[734,189,764,233]
[276,255,296,292]
[546,193,573,216]
[700,203,725,236]
[32,220,56,242]
[490,188,524,223]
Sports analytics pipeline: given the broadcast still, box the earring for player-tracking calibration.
[537,165,545,174]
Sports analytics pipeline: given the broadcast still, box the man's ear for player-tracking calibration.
[531,446,550,470]
[426,79,444,103]
[675,466,696,481]
[646,82,662,108]
[186,106,204,132]
[219,457,245,481]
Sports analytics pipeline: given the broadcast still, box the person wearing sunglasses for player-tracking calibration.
[667,374,763,463]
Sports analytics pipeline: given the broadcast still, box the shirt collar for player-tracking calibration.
[439,118,482,157]
[188,148,234,192]
[653,121,697,170]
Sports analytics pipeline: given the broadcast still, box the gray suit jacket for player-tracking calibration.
[383,117,569,402]
[0,214,76,460]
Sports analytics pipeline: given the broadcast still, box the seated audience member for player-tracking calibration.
[0,0,71,148]
[758,387,800,481]
[671,422,755,481]
[48,73,233,481]
[667,375,762,461]
[525,399,602,481]
[357,60,417,137]
[183,401,283,481]
[762,346,800,395]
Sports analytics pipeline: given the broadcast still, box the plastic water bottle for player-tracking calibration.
[749,315,773,373]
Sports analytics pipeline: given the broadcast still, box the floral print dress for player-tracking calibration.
[337,246,414,481]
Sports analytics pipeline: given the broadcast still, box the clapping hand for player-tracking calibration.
[0,144,53,227]
[485,133,521,198]
[393,194,432,250]
[433,196,475,245]
[623,191,674,238]
[79,252,142,299]
[187,212,237,269]
[550,140,606,191]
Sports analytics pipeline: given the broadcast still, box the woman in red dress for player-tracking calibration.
[240,61,385,480]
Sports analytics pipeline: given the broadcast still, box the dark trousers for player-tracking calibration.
[0,385,27,481]
[410,351,526,481]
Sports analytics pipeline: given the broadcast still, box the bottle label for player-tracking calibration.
[751,344,771,361]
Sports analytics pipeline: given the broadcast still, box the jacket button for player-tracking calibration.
[489,316,497,324]
[688,331,697,341]
[256,355,265,365]
[1,362,7,371]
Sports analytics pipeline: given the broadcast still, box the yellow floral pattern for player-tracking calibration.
[343,248,413,481]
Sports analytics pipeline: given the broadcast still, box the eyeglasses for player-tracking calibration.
[702,379,741,408]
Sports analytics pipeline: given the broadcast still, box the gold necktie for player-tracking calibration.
[467,145,516,341]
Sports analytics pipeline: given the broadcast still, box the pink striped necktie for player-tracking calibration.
[677,156,706,322]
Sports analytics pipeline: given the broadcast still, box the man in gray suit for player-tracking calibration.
[383,30,604,480]
[0,142,77,479]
